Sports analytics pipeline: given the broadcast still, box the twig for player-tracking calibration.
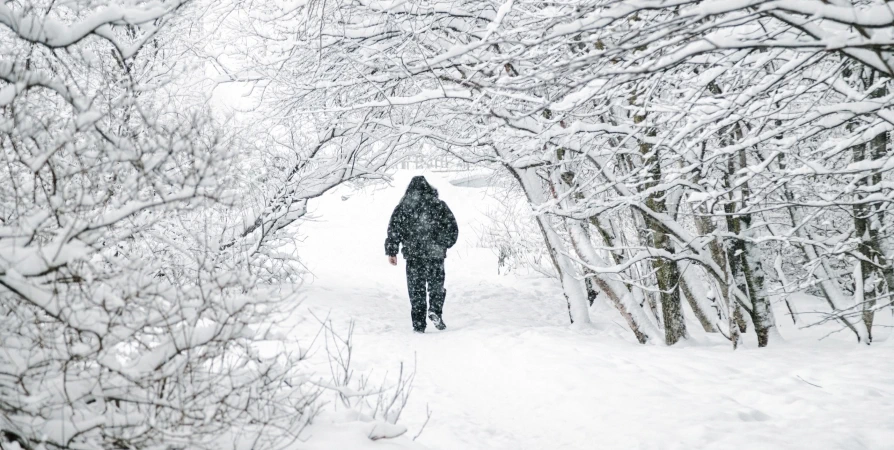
[795,375,823,388]
[413,405,433,441]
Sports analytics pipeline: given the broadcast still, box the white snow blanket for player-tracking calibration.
[291,171,894,450]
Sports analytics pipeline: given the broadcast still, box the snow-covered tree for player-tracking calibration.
[238,0,894,347]
[0,2,415,449]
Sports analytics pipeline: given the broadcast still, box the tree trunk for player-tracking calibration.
[567,217,659,343]
[551,148,657,342]
[688,142,731,336]
[851,133,890,343]
[679,268,718,333]
[723,127,775,347]
[504,164,592,325]
[779,150,865,342]
[836,70,894,343]
[589,214,625,266]
[638,122,687,345]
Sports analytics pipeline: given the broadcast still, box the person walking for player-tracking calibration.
[385,176,459,333]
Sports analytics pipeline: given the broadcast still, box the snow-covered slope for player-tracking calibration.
[292,171,894,450]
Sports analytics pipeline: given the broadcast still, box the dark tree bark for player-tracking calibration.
[637,120,687,345]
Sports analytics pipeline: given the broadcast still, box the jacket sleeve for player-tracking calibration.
[441,201,459,248]
[385,205,403,256]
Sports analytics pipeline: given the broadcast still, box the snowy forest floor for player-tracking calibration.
[287,171,894,450]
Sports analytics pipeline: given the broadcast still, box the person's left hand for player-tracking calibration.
[388,256,397,266]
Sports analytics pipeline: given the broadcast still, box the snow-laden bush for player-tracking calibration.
[477,193,554,277]
[0,2,417,449]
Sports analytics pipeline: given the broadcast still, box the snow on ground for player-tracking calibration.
[290,170,894,450]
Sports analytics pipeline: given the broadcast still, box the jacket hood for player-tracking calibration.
[400,176,439,207]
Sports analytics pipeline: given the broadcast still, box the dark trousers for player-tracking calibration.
[406,258,446,331]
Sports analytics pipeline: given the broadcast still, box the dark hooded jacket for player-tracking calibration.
[385,176,458,259]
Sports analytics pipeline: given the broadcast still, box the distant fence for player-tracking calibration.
[397,154,471,172]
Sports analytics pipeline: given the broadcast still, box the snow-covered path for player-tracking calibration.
[294,171,894,450]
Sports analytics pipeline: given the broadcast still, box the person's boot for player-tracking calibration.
[413,329,425,334]
[428,312,446,330]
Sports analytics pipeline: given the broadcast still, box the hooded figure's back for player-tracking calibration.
[385,176,458,259]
